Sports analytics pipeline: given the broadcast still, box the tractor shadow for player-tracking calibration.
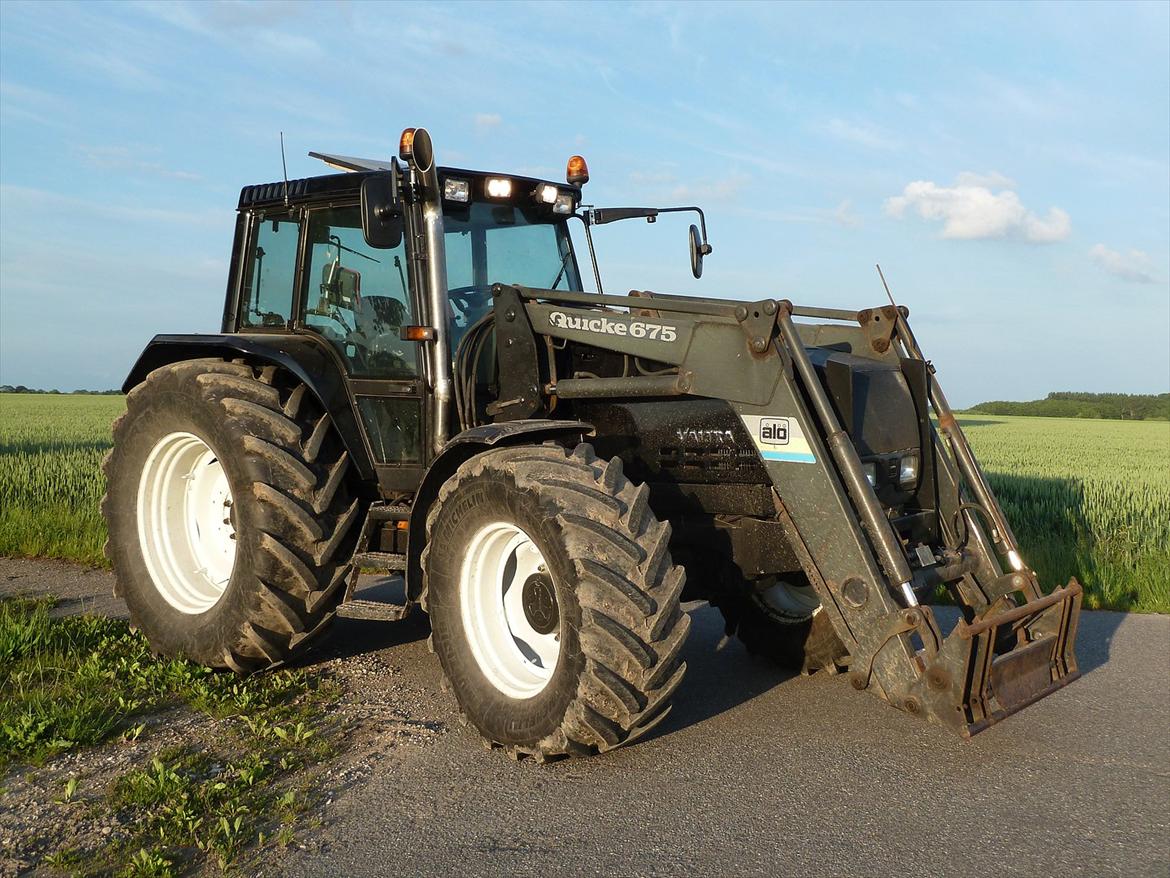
[293,575,431,667]
[978,471,1128,675]
[290,501,1123,735]
[643,595,1122,749]
[640,601,799,742]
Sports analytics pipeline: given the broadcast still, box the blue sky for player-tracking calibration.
[1,0,1167,405]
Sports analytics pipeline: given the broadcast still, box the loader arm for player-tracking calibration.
[492,282,1082,736]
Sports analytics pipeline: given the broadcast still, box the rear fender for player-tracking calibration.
[406,419,594,603]
[123,333,375,482]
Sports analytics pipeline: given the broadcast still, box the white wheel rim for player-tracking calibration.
[136,431,237,614]
[459,521,561,699]
[756,579,822,618]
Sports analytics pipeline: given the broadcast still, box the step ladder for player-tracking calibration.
[336,504,412,622]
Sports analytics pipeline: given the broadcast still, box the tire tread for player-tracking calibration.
[102,357,363,672]
[421,442,689,759]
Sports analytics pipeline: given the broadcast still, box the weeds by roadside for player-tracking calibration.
[0,595,340,875]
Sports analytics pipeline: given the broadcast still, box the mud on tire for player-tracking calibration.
[102,358,364,672]
[421,443,690,759]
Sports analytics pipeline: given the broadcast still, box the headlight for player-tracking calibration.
[898,452,920,488]
[485,177,512,199]
[862,462,878,487]
[537,183,558,204]
[443,178,470,202]
[553,193,574,214]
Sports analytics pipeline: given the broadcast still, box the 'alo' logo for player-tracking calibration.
[759,417,790,445]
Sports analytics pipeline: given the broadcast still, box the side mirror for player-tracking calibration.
[689,224,704,279]
[361,171,403,249]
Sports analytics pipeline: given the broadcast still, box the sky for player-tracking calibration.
[0,0,1167,406]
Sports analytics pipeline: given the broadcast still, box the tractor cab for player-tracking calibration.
[220,134,591,487]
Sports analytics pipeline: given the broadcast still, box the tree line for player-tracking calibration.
[969,392,1170,421]
[0,386,122,395]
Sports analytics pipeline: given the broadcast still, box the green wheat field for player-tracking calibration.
[1,393,1167,612]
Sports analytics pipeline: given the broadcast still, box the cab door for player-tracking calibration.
[297,202,426,493]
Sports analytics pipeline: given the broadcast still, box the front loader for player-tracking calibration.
[103,127,1081,758]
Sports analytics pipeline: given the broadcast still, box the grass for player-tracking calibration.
[0,393,122,566]
[0,393,1167,612]
[959,415,1170,613]
[1,595,338,875]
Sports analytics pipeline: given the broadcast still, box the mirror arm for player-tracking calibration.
[655,206,711,250]
[586,205,711,251]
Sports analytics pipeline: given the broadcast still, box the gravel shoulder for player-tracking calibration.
[2,557,1167,877]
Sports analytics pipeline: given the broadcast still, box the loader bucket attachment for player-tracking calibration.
[505,282,1085,737]
[911,579,1083,736]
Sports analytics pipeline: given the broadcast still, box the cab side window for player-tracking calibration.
[302,205,417,379]
[239,214,300,329]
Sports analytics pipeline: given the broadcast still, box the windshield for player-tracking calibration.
[443,201,581,344]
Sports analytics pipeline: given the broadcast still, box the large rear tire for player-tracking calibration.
[421,443,689,759]
[102,358,364,672]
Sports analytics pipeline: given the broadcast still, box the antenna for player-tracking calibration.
[876,263,898,311]
[280,132,290,208]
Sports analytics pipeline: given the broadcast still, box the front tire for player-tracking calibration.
[714,571,847,674]
[102,359,364,672]
[421,443,689,759]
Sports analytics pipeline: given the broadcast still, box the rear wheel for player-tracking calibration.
[715,571,847,674]
[421,443,689,759]
[102,358,364,671]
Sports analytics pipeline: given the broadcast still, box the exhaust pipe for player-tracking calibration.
[405,128,453,453]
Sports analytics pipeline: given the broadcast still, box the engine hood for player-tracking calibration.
[807,347,920,457]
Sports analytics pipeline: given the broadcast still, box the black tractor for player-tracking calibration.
[103,128,1082,759]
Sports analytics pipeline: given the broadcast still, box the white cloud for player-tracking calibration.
[885,173,1070,243]
[77,145,201,181]
[1089,244,1157,284]
[254,30,322,58]
[0,184,219,228]
[474,113,502,132]
[627,169,747,204]
[77,50,163,91]
[955,171,1017,190]
[824,118,900,151]
[834,199,862,228]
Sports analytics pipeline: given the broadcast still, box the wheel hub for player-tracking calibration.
[459,521,561,698]
[521,572,559,635]
[136,431,237,615]
[754,577,822,619]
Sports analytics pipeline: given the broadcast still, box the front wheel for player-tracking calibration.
[421,443,690,759]
[715,572,848,674]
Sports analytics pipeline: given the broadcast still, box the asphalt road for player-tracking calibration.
[290,585,1168,877]
[3,559,1167,876]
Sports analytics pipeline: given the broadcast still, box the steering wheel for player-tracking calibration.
[448,284,493,317]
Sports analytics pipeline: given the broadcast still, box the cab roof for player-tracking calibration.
[237,152,575,211]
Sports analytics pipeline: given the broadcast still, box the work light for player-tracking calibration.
[898,452,920,489]
[443,178,471,202]
[485,177,512,199]
[862,462,878,487]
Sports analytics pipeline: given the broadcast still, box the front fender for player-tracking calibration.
[405,419,594,602]
[123,333,376,483]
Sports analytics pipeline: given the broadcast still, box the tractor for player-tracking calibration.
[103,128,1082,759]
